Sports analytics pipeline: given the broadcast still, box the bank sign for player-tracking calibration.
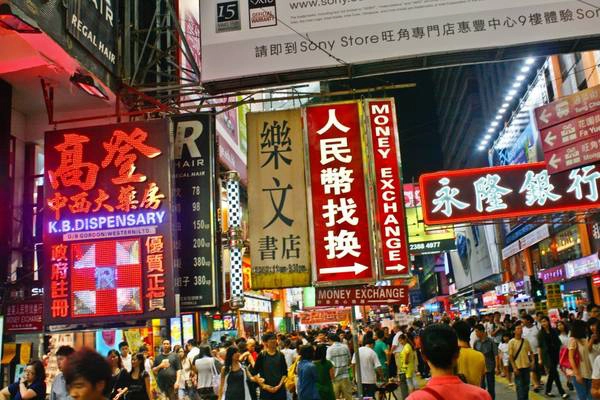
[67,0,118,74]
[43,120,176,325]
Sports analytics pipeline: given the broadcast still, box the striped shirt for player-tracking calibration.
[326,342,351,380]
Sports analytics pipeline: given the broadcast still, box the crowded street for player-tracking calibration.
[1,0,600,399]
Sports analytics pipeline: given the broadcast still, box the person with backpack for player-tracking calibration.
[509,322,533,400]
[406,324,491,400]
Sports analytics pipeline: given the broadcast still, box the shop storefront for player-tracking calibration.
[240,295,273,338]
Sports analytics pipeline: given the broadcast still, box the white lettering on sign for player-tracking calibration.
[320,138,352,164]
[89,0,114,27]
[432,177,470,217]
[317,109,350,135]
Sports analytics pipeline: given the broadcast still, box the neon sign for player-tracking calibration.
[44,120,175,325]
[420,162,600,225]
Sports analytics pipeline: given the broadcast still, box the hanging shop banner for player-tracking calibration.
[564,253,600,279]
[420,162,600,225]
[299,308,351,325]
[4,299,43,333]
[304,102,374,286]
[539,264,566,284]
[43,120,176,325]
[315,285,408,307]
[172,114,219,309]
[365,99,409,277]
[535,85,600,130]
[200,1,600,85]
[247,109,311,289]
[66,0,118,74]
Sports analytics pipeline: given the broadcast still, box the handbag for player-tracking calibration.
[210,360,221,395]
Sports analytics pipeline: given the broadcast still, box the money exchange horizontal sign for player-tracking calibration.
[315,285,409,307]
[420,162,600,225]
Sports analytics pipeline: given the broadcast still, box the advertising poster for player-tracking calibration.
[450,224,495,290]
[43,120,176,325]
[172,114,219,309]
[247,109,311,289]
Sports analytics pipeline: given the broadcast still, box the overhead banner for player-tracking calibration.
[247,109,311,289]
[4,299,43,333]
[67,0,118,74]
[420,162,600,225]
[43,120,175,325]
[365,99,410,277]
[200,1,600,83]
[299,308,351,325]
[304,102,374,286]
[172,114,219,309]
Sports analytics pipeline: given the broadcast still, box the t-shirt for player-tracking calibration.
[406,376,492,400]
[456,347,485,386]
[374,340,389,371]
[281,348,296,369]
[391,332,403,354]
[326,342,351,380]
[569,337,593,379]
[50,372,72,400]
[252,351,287,399]
[592,354,600,379]
[523,325,540,352]
[195,357,218,389]
[474,337,497,373]
[8,380,46,400]
[153,353,181,392]
[126,371,150,400]
[297,360,320,400]
[498,343,509,365]
[508,338,531,370]
[351,346,381,384]
[122,353,132,372]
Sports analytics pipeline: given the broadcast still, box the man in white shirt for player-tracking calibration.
[119,341,132,372]
[186,339,200,362]
[391,327,404,374]
[51,345,75,400]
[521,315,541,392]
[352,336,382,398]
[327,333,352,400]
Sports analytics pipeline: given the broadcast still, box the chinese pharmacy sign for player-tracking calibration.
[43,120,176,325]
[365,99,410,277]
[420,162,600,225]
[304,102,374,286]
[247,109,311,289]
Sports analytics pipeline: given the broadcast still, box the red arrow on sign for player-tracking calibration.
[544,136,600,174]
[541,109,600,153]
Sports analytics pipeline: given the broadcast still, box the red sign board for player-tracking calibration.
[420,162,600,225]
[404,184,421,208]
[305,102,374,285]
[5,299,43,333]
[316,285,409,307]
[535,85,600,130]
[545,136,600,174]
[365,99,409,277]
[541,109,600,152]
[44,120,176,325]
[299,308,351,325]
[592,273,600,287]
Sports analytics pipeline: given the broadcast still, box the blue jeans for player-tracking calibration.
[571,376,593,400]
[515,368,530,400]
[481,371,495,400]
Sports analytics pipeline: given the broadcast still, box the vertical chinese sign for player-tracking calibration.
[247,110,311,289]
[172,114,219,309]
[43,120,176,325]
[304,102,374,286]
[365,99,410,278]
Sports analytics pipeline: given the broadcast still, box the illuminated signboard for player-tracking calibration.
[420,162,600,225]
[43,120,175,325]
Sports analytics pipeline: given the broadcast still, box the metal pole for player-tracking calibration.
[351,306,363,399]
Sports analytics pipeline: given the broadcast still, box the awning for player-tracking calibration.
[1,343,16,364]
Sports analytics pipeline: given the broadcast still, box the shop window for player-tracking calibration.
[539,238,554,268]
[555,226,582,264]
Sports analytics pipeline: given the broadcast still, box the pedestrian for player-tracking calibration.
[557,320,574,392]
[152,340,182,400]
[296,345,320,400]
[509,322,533,400]
[351,336,382,398]
[51,345,75,400]
[374,329,390,379]
[120,342,132,373]
[0,360,46,400]
[251,333,287,400]
[588,319,600,366]
[537,316,568,398]
[193,345,219,400]
[106,350,130,400]
[280,339,296,370]
[491,312,505,375]
[453,320,485,386]
[474,323,497,400]
[326,333,352,400]
[406,324,491,400]
[218,347,251,400]
[498,334,513,386]
[568,319,593,399]
[186,340,201,364]
[176,345,196,399]
[126,353,152,400]
[313,344,335,400]
[62,348,112,400]
[138,346,156,394]
[521,315,542,392]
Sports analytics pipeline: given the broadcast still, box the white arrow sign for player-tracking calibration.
[544,131,556,148]
[386,264,407,272]
[548,153,561,169]
[539,108,552,124]
[320,263,369,275]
